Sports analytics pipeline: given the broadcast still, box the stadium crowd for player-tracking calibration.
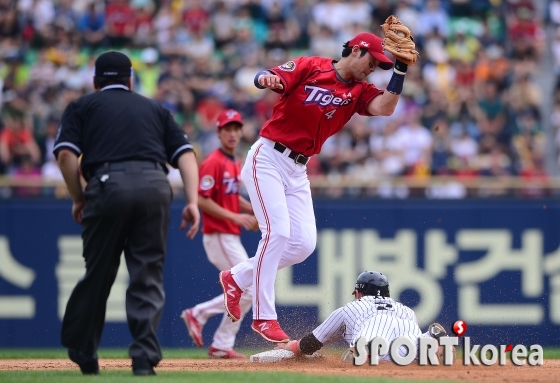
[0,0,552,198]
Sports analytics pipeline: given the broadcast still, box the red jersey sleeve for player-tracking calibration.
[355,83,384,116]
[268,56,316,94]
[198,159,220,198]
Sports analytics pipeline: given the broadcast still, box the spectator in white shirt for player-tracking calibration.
[394,109,433,170]
[416,0,449,38]
[451,129,478,163]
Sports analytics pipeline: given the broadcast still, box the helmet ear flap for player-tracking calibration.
[377,285,390,298]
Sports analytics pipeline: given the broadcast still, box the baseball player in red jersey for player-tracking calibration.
[181,109,257,359]
[218,32,410,343]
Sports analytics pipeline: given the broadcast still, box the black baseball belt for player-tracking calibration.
[273,142,309,165]
[87,161,164,181]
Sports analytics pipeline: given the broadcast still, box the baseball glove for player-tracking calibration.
[381,15,419,66]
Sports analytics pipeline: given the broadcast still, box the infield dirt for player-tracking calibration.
[0,356,556,383]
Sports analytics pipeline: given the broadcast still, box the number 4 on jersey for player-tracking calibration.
[325,109,336,119]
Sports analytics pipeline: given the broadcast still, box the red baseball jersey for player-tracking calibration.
[261,56,384,156]
[199,149,241,235]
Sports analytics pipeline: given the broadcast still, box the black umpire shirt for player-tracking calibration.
[53,84,193,179]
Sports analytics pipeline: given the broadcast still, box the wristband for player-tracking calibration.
[254,70,271,89]
[394,59,408,74]
[386,71,405,95]
[291,340,301,354]
[386,60,407,95]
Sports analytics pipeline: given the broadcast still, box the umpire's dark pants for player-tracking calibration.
[61,162,172,366]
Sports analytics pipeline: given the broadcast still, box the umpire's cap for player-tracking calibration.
[348,33,393,70]
[94,51,132,78]
[352,271,390,297]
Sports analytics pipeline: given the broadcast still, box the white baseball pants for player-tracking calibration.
[191,233,252,350]
[231,137,317,320]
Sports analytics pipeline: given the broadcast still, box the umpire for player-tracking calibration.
[54,51,200,375]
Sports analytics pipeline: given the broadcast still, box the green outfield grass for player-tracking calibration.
[0,347,213,359]
[541,348,560,359]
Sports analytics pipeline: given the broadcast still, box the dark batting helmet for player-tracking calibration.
[352,271,390,297]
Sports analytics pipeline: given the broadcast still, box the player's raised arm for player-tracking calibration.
[366,59,406,116]
[367,16,418,117]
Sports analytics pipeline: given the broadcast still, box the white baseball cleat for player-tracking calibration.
[428,322,448,339]
[429,322,456,365]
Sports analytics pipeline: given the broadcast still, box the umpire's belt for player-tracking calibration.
[89,161,164,180]
[273,142,309,165]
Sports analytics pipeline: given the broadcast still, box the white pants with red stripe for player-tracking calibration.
[231,137,317,320]
[191,233,252,350]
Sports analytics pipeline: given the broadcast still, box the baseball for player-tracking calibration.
[397,31,406,37]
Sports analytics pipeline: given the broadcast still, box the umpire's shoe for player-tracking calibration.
[252,320,290,343]
[428,322,456,365]
[219,270,242,322]
[68,348,99,375]
[132,358,156,375]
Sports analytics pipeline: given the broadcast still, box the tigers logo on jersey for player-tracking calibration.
[278,61,296,72]
[223,177,239,195]
[303,85,353,108]
[200,175,215,190]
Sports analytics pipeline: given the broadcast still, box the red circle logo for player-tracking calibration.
[452,320,467,336]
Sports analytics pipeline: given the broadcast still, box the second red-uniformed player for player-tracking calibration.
[181,109,257,358]
[219,31,412,343]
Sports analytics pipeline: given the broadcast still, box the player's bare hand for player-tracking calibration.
[259,74,284,90]
[181,203,200,239]
[71,200,85,224]
[235,213,258,230]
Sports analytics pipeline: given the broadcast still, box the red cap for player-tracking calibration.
[216,109,243,129]
[347,33,394,70]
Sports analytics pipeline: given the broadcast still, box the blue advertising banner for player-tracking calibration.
[1,199,559,348]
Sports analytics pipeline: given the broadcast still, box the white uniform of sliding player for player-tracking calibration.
[312,296,427,360]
